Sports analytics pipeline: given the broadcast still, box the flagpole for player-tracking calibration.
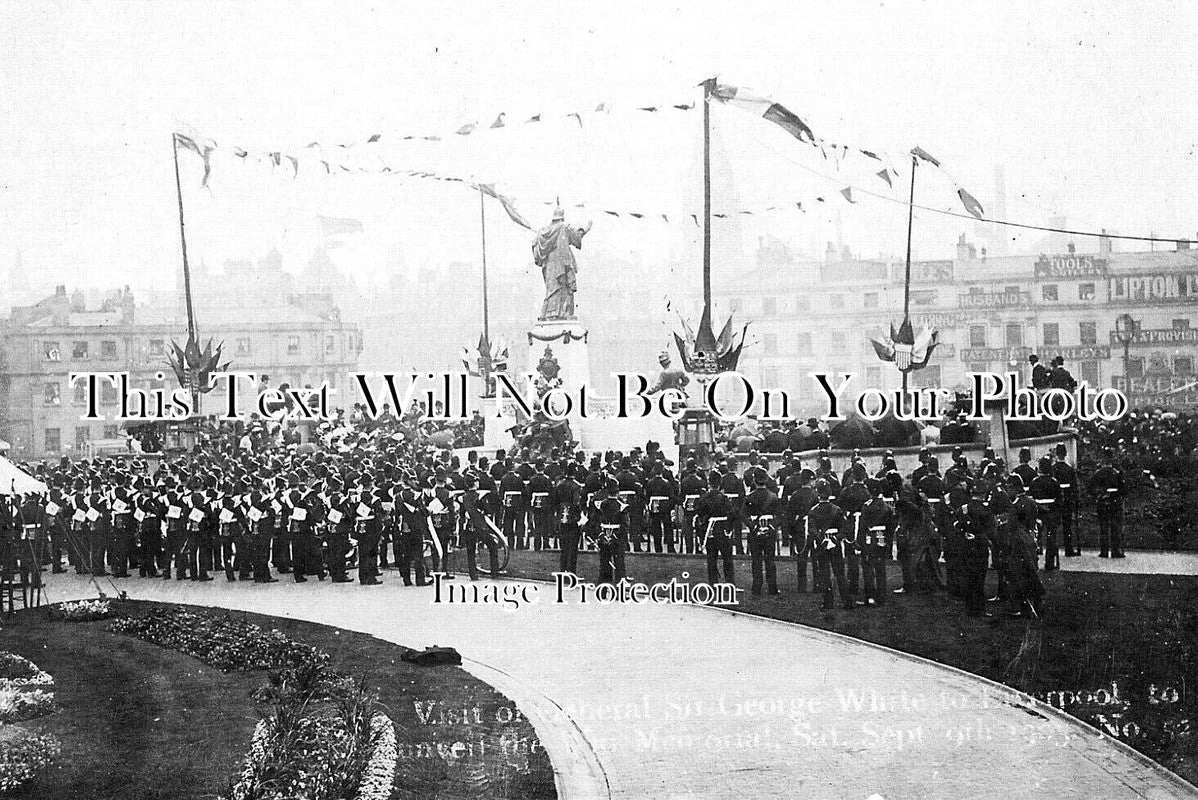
[702,78,714,318]
[172,134,202,417]
[901,154,917,402]
[480,187,490,342]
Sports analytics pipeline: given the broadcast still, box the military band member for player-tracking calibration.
[396,474,429,586]
[460,474,501,580]
[1088,450,1126,558]
[953,481,995,617]
[591,478,628,585]
[554,464,584,574]
[743,472,781,595]
[644,463,677,554]
[785,469,819,593]
[324,483,354,582]
[109,479,134,578]
[1002,474,1045,617]
[696,472,735,585]
[185,489,214,581]
[836,466,871,596]
[528,460,555,551]
[1028,457,1062,571]
[678,461,705,554]
[858,479,895,605]
[427,472,456,575]
[499,463,528,550]
[810,481,854,611]
[1051,444,1080,556]
[615,458,646,553]
[245,489,278,583]
[355,476,383,586]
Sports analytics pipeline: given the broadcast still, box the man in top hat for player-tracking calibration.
[1088,448,1126,558]
[1029,354,1051,390]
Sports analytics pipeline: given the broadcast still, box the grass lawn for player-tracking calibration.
[509,549,1198,785]
[0,601,556,800]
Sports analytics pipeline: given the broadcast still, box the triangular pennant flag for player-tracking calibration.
[604,210,619,217]
[526,114,541,123]
[876,168,892,187]
[957,188,985,219]
[490,113,505,129]
[629,212,643,219]
[910,146,941,167]
[661,214,669,223]
[233,147,248,158]
[567,112,582,127]
[673,103,694,110]
[268,152,281,167]
[691,214,699,226]
[639,106,658,112]
[321,161,330,174]
[476,183,532,230]
[456,122,477,135]
[840,187,855,203]
[594,103,606,113]
[285,155,298,177]
[367,134,381,143]
[861,149,880,160]
[306,141,320,148]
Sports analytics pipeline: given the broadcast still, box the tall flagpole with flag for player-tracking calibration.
[171,133,201,416]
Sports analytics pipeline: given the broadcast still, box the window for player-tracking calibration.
[1176,356,1194,376]
[236,337,251,356]
[910,289,936,306]
[968,362,989,375]
[863,293,879,308]
[829,295,845,309]
[324,335,335,355]
[969,325,987,348]
[101,382,118,405]
[102,424,120,439]
[796,332,813,356]
[1126,358,1144,379]
[287,336,301,355]
[1006,323,1023,347]
[74,427,90,449]
[72,341,89,360]
[44,428,60,453]
[1173,319,1191,331]
[1079,321,1097,345]
[762,297,777,316]
[1043,323,1060,346]
[763,333,778,355]
[761,367,779,386]
[1042,284,1058,301]
[43,382,61,405]
[43,341,61,361]
[73,381,87,404]
[968,286,984,295]
[829,331,847,351]
[148,339,165,356]
[1078,283,1095,300]
[1080,360,1099,386]
[794,297,810,312]
[101,340,118,359]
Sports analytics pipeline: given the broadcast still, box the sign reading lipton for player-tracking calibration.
[958,290,1030,308]
[1034,254,1109,279]
[1108,273,1198,303]
[1109,327,1198,346]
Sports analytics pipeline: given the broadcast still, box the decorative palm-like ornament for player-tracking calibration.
[460,333,508,397]
[166,335,230,394]
[870,316,939,372]
[674,306,748,377]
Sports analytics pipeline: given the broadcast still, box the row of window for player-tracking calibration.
[43,425,122,452]
[39,334,354,363]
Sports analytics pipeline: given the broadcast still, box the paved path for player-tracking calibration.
[1059,549,1198,576]
[46,574,1196,800]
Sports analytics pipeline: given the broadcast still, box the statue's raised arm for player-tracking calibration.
[533,205,590,321]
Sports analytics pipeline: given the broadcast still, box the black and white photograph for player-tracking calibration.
[0,1,1195,798]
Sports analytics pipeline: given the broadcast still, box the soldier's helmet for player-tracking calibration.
[815,480,833,500]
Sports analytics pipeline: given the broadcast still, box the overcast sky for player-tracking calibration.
[2,0,1195,294]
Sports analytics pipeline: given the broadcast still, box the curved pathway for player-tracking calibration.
[47,574,1196,800]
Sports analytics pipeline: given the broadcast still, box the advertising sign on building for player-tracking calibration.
[1114,375,1198,407]
[961,345,1109,362]
[1109,327,1198,346]
[958,291,1030,308]
[909,260,954,283]
[1033,254,1109,279]
[1108,273,1198,303]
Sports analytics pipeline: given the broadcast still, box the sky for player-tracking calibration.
[1,0,1195,295]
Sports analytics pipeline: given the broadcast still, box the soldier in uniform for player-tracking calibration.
[678,460,705,554]
[953,481,996,617]
[498,462,528,550]
[1051,443,1080,556]
[1088,449,1126,558]
[743,472,781,595]
[527,460,555,551]
[644,462,677,554]
[109,477,134,578]
[615,458,646,554]
[809,481,854,611]
[591,478,628,584]
[554,463,584,574]
[460,473,501,580]
[858,478,895,606]
[427,471,457,575]
[1028,457,1063,571]
[245,488,278,583]
[323,482,354,582]
[836,465,871,596]
[785,469,819,593]
[1012,447,1037,488]
[695,472,735,585]
[1003,474,1045,617]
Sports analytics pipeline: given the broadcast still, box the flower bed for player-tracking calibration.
[0,730,62,793]
[0,652,53,691]
[0,688,56,724]
[49,598,112,622]
[109,609,330,673]
[225,699,396,800]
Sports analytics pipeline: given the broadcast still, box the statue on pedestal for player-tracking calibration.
[533,205,592,321]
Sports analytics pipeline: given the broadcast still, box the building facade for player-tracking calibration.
[718,233,1198,413]
[0,286,363,459]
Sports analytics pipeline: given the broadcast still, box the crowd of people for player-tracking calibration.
[0,394,1146,624]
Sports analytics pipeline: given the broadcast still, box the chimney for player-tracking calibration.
[955,233,976,262]
[824,241,837,263]
[1098,229,1112,256]
[1067,241,1076,254]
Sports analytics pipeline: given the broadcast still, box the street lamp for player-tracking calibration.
[1114,313,1138,400]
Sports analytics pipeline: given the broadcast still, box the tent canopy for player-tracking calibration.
[0,456,47,495]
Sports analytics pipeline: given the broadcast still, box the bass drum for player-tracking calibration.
[472,534,511,576]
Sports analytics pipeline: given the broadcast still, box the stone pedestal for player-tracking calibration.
[527,319,591,396]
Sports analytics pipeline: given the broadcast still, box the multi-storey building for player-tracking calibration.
[719,232,1198,413]
[0,285,362,459]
